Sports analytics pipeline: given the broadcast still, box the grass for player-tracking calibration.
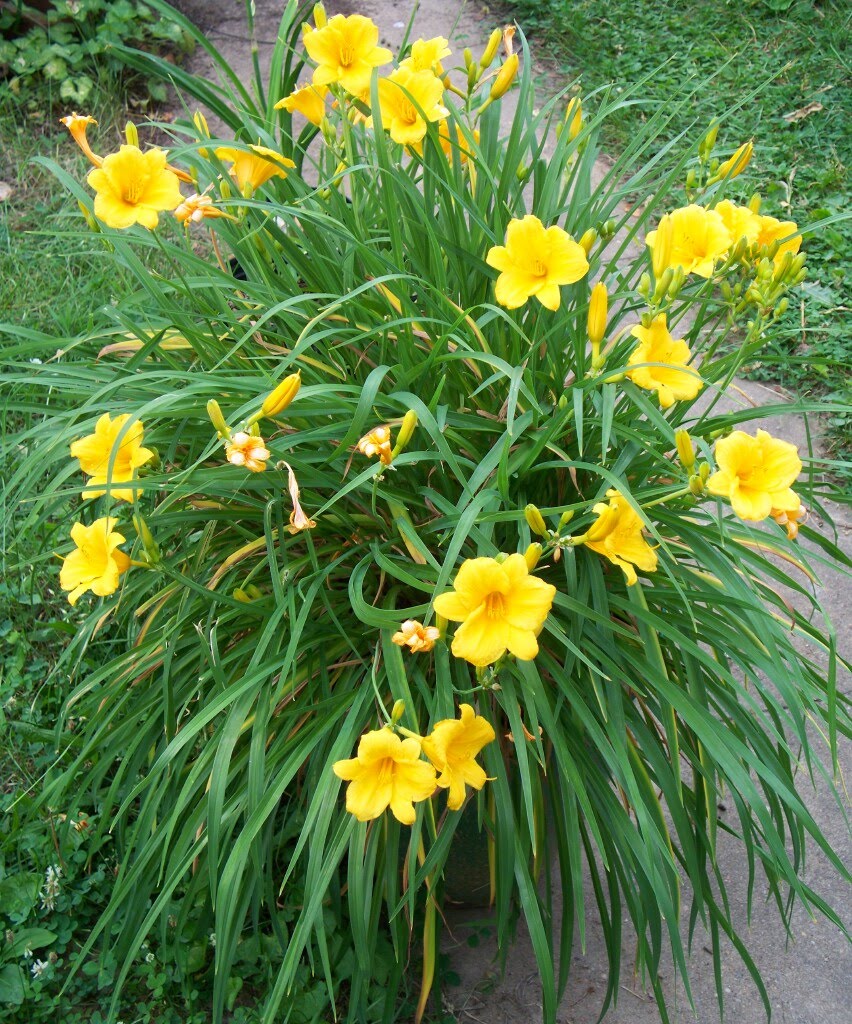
[511,0,851,469]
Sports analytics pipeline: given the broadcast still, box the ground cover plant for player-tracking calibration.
[2,1,851,1022]
[510,0,851,475]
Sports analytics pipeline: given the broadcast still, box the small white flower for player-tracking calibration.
[208,932,216,947]
[145,951,155,964]
[31,959,49,979]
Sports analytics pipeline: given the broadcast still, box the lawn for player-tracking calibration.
[512,0,851,467]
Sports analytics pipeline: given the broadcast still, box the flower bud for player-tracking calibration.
[564,96,583,141]
[685,168,697,189]
[578,227,597,254]
[653,267,674,303]
[206,399,231,438]
[524,542,543,571]
[480,28,502,69]
[193,110,210,138]
[312,2,327,28]
[558,509,574,528]
[602,218,616,238]
[463,47,474,70]
[77,200,100,233]
[490,54,519,100]
[688,474,705,497]
[261,371,301,418]
[391,698,406,724]
[587,282,608,346]
[219,178,232,201]
[393,409,418,454]
[651,213,673,279]
[773,297,789,319]
[638,272,651,298]
[675,430,695,472]
[233,587,252,602]
[524,503,548,537]
[667,266,685,298]
[133,513,160,564]
[748,193,761,214]
[716,140,753,181]
[124,122,139,148]
[699,122,718,160]
[699,462,710,483]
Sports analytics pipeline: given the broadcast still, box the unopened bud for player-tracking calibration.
[124,121,139,148]
[688,474,705,497]
[675,430,695,472]
[392,409,418,454]
[774,297,789,318]
[587,281,608,346]
[524,503,548,537]
[207,399,231,438]
[558,509,574,527]
[463,47,474,70]
[699,462,710,483]
[233,587,252,602]
[490,54,519,100]
[260,371,301,418]
[313,2,327,27]
[715,140,753,181]
[193,110,210,138]
[578,227,596,254]
[685,168,697,189]
[77,200,100,233]
[651,213,673,280]
[564,96,583,141]
[480,28,502,69]
[699,122,718,159]
[748,193,761,214]
[653,267,674,302]
[638,272,651,298]
[668,266,685,298]
[133,513,160,564]
[524,542,543,571]
[219,178,232,201]
[391,699,406,724]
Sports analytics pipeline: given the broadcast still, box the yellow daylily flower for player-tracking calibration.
[626,313,703,409]
[357,425,393,466]
[274,82,329,125]
[706,429,801,522]
[70,412,154,503]
[433,554,556,668]
[400,36,451,75]
[215,145,296,194]
[302,13,392,95]
[392,619,440,653]
[375,67,448,147]
[485,214,589,311]
[86,145,183,230]
[421,704,495,810]
[333,728,437,824]
[645,204,731,279]
[715,199,761,247]
[584,490,658,586]
[59,517,131,606]
[225,431,271,473]
[59,112,102,167]
[754,215,801,267]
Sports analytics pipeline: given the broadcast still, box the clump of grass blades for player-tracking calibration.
[1,2,850,1023]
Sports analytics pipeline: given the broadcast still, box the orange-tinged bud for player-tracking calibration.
[490,53,519,100]
[261,371,301,418]
[587,282,608,346]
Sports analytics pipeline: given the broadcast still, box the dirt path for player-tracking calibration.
[169,3,851,1021]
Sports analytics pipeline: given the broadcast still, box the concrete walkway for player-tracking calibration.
[170,2,851,1020]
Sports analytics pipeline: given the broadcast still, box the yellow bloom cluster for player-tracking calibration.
[333,704,495,822]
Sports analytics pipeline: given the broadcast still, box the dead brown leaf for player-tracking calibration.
[782,101,823,123]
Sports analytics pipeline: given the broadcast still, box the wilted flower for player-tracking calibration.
[646,204,731,279]
[626,314,703,409]
[59,518,131,606]
[421,704,495,810]
[283,461,317,534]
[215,145,295,194]
[60,112,102,166]
[376,67,448,147]
[400,36,451,75]
[433,554,556,667]
[357,425,393,466]
[86,145,183,230]
[274,82,329,125]
[583,490,658,586]
[225,431,271,472]
[486,214,589,311]
[706,429,801,522]
[392,619,440,653]
[302,13,392,95]
[333,728,437,824]
[70,412,154,502]
[770,503,807,540]
[174,192,235,225]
